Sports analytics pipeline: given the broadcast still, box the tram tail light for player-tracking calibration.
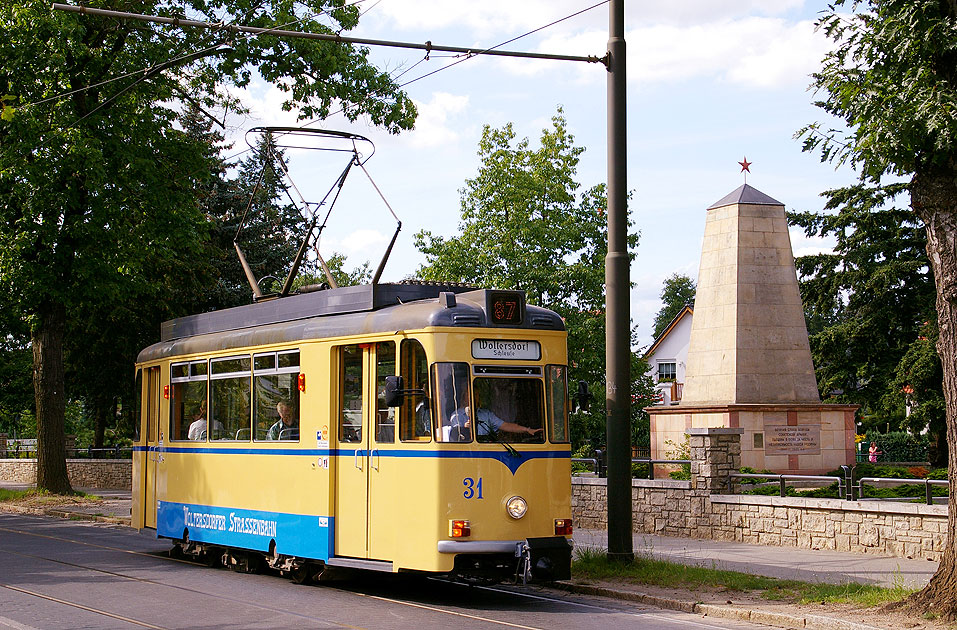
[449,520,471,538]
[163,385,169,399]
[298,373,306,392]
[555,519,573,536]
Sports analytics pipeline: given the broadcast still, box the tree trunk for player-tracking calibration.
[909,165,957,616]
[32,302,73,494]
[93,397,108,449]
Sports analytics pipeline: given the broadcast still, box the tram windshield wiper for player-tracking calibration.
[484,429,519,457]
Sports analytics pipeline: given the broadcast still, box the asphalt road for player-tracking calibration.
[0,513,776,630]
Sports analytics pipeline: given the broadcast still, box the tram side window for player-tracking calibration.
[253,350,300,441]
[399,339,431,442]
[431,362,471,443]
[170,361,208,441]
[210,356,251,441]
[473,377,545,444]
[339,345,363,443]
[546,365,570,443]
[375,342,396,443]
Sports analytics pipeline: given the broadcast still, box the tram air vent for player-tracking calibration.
[452,313,483,326]
[530,314,555,328]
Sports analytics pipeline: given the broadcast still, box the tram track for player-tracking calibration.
[0,521,546,629]
[0,520,752,630]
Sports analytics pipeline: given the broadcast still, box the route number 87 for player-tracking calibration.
[463,477,483,499]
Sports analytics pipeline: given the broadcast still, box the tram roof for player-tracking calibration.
[137,283,565,363]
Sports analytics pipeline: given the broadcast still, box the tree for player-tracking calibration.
[414,110,645,449]
[789,184,944,460]
[652,273,696,339]
[800,0,957,615]
[0,0,415,492]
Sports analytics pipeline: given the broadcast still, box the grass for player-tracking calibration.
[0,488,38,502]
[572,547,916,607]
[0,487,100,504]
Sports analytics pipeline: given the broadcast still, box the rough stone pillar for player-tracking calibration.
[64,434,76,456]
[0,433,6,459]
[688,427,742,537]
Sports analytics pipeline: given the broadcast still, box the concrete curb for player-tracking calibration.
[0,502,131,527]
[553,582,885,630]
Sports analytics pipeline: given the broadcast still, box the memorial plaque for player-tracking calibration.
[765,425,821,455]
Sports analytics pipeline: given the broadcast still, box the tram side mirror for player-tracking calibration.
[575,380,591,413]
[384,375,404,407]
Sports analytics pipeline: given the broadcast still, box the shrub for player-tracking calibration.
[864,431,928,463]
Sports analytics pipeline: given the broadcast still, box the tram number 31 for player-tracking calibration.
[463,477,484,499]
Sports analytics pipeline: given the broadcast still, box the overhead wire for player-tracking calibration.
[302,0,608,127]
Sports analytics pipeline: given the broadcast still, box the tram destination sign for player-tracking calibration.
[471,339,541,361]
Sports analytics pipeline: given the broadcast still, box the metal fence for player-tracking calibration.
[724,466,949,505]
[2,446,133,460]
[572,449,689,479]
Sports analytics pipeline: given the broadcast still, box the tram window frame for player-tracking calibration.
[170,360,209,442]
[546,365,570,443]
[252,350,300,442]
[399,339,432,443]
[338,345,364,443]
[209,355,252,442]
[375,342,396,444]
[431,362,472,443]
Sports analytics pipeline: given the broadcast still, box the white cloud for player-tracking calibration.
[363,0,809,36]
[495,16,830,89]
[790,228,835,259]
[336,228,391,259]
[406,92,470,148]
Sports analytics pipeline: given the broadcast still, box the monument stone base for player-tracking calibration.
[648,404,858,475]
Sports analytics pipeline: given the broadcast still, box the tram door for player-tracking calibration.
[144,366,160,528]
[335,344,371,558]
[335,343,395,559]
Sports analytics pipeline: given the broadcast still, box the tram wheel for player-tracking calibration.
[289,564,312,585]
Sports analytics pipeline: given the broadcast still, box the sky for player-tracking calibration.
[225,0,857,348]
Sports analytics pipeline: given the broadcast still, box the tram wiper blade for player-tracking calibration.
[500,441,519,457]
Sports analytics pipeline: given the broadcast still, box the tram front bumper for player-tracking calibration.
[437,536,572,583]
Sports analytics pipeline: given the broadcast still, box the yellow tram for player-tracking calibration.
[132,283,573,582]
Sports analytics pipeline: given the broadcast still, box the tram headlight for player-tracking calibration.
[505,495,528,520]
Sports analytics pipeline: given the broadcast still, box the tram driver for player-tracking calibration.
[267,401,299,440]
[447,405,541,441]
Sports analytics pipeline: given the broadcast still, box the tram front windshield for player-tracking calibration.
[431,362,544,444]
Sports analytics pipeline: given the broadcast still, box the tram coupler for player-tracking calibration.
[518,536,572,583]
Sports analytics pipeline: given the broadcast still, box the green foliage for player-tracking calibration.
[0,0,415,488]
[0,338,33,437]
[652,273,695,339]
[795,0,954,468]
[414,109,644,450]
[863,430,929,463]
[799,1,957,180]
[790,185,934,415]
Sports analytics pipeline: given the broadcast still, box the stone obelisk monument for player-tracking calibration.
[648,179,856,474]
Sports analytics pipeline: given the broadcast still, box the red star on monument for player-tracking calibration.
[739,157,752,173]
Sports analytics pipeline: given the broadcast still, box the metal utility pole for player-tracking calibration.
[605,0,633,562]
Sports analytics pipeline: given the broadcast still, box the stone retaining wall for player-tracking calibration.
[0,459,131,490]
[572,427,948,562]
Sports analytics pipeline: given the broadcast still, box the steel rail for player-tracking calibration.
[51,4,606,65]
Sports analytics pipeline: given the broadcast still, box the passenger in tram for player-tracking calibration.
[187,401,216,440]
[268,401,299,440]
